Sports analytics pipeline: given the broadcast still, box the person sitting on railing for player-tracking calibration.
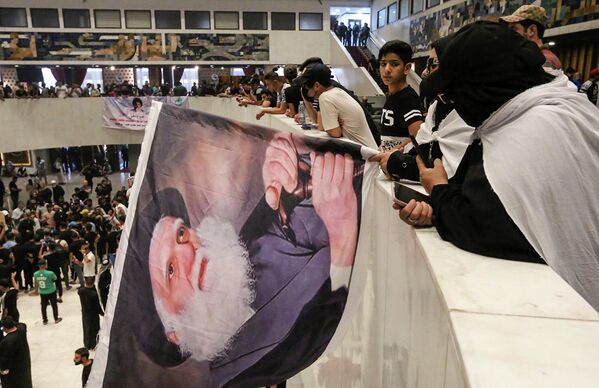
[370,35,474,182]
[393,21,599,310]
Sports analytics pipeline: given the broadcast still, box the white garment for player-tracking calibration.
[478,74,599,310]
[415,100,474,179]
[84,252,96,277]
[277,83,290,105]
[55,85,68,98]
[319,87,378,149]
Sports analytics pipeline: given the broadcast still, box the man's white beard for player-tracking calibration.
[156,217,255,362]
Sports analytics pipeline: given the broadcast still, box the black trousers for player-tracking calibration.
[82,312,100,350]
[60,263,70,289]
[49,268,63,297]
[40,291,59,322]
[23,262,34,290]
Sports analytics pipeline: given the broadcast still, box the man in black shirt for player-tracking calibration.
[0,278,19,322]
[0,317,32,388]
[73,347,93,388]
[377,40,424,150]
[8,177,20,209]
[41,242,63,303]
[69,236,86,287]
[10,238,28,291]
[78,277,104,350]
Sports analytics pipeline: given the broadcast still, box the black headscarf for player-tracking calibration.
[427,21,555,128]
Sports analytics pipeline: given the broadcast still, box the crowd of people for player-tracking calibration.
[332,20,370,46]
[0,162,130,387]
[0,79,235,100]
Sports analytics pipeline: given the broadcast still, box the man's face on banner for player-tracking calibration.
[148,216,255,362]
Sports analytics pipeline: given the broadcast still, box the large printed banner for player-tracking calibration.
[88,103,376,387]
[102,97,188,130]
[0,32,269,62]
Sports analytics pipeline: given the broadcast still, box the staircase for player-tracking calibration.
[345,45,388,94]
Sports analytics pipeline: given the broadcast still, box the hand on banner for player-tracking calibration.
[256,110,266,120]
[263,133,298,210]
[393,199,433,227]
[368,150,397,179]
[310,152,357,267]
[393,139,411,153]
[416,156,448,194]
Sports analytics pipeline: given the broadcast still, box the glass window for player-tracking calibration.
[82,68,104,91]
[299,13,323,30]
[214,11,239,29]
[387,3,398,23]
[0,8,27,27]
[412,0,424,14]
[31,8,59,28]
[427,0,441,8]
[399,0,410,19]
[184,11,210,29]
[271,12,295,30]
[63,9,91,28]
[126,10,151,29]
[377,9,386,28]
[155,10,181,29]
[243,12,267,30]
[135,67,150,89]
[94,10,122,28]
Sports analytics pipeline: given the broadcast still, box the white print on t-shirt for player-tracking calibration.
[381,109,394,126]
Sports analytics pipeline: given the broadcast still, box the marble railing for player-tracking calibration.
[2,97,599,387]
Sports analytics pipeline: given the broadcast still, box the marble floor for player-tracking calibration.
[17,282,98,387]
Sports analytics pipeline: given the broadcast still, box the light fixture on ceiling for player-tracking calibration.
[110,65,115,70]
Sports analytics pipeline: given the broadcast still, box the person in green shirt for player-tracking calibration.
[33,260,62,325]
[173,81,188,96]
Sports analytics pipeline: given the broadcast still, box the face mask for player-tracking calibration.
[419,76,437,106]
[74,360,82,366]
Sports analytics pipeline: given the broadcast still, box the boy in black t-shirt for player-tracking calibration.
[378,40,424,150]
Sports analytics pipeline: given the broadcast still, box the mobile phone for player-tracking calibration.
[393,182,430,206]
[410,136,433,168]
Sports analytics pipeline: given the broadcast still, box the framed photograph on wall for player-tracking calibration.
[387,2,398,23]
[1,151,32,167]
[377,8,387,28]
[427,0,441,9]
[412,0,424,14]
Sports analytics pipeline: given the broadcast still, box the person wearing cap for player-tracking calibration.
[296,57,381,146]
[399,21,599,310]
[296,63,378,148]
[499,5,562,72]
[33,259,62,325]
[579,68,599,106]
